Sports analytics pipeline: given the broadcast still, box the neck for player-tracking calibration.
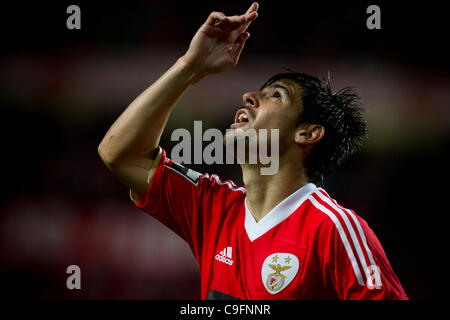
[242,152,309,222]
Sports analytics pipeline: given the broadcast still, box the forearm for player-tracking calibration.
[98,4,257,196]
[98,57,204,165]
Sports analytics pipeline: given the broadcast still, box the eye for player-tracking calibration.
[272,91,282,98]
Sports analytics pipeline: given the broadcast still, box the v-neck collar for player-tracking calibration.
[244,183,317,242]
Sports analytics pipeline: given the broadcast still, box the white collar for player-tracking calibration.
[244,183,317,242]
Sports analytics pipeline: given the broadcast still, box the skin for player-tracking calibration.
[232,79,324,221]
[98,3,324,222]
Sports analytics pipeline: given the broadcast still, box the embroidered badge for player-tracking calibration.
[261,253,299,294]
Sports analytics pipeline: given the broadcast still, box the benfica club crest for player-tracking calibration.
[261,253,299,294]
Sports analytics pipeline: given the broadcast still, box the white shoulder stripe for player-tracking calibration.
[318,189,381,287]
[309,193,365,286]
[332,199,380,286]
[314,190,372,285]
[200,173,247,194]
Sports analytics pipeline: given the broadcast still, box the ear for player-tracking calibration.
[294,124,324,146]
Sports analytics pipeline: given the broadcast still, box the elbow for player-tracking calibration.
[98,141,119,169]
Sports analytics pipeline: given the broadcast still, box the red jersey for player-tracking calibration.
[131,148,408,300]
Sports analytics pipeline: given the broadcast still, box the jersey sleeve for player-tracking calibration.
[130,147,208,261]
[319,209,408,300]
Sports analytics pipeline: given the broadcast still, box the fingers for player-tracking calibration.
[243,2,259,28]
[230,4,259,62]
[239,11,258,33]
[246,2,259,14]
[205,11,226,26]
[215,11,258,32]
[234,31,250,47]
[231,32,251,62]
[206,3,259,31]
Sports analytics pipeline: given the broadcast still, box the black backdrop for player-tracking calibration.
[0,0,441,300]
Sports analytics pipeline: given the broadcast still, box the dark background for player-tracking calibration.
[0,0,442,299]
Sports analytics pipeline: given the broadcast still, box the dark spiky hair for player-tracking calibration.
[261,72,368,186]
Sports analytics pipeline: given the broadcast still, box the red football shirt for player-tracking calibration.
[132,148,408,300]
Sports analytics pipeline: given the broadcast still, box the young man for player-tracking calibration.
[98,3,408,299]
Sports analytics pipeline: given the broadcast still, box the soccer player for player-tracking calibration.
[98,3,408,299]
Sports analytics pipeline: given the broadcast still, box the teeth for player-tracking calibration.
[238,113,248,122]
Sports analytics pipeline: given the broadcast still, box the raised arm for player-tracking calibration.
[98,3,259,200]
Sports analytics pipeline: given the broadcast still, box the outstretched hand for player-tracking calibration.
[182,2,259,76]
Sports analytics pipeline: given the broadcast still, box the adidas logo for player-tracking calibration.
[215,246,234,265]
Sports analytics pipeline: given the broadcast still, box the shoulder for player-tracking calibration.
[163,159,247,211]
[163,155,246,195]
[199,173,247,195]
[304,188,373,247]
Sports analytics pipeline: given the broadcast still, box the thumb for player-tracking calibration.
[231,32,250,61]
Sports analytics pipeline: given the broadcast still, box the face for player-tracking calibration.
[228,79,303,151]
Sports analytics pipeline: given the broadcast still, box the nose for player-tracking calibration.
[242,91,259,108]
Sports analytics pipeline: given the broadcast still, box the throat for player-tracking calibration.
[242,164,308,222]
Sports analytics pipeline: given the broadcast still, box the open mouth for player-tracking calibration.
[234,108,251,124]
